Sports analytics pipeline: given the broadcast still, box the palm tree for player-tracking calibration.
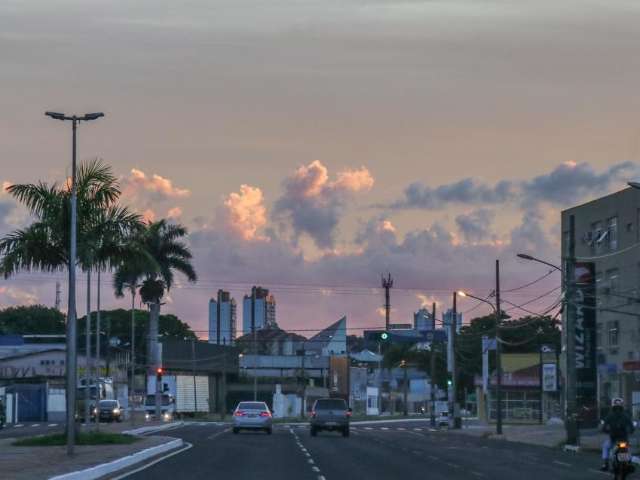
[0,160,141,424]
[114,219,196,418]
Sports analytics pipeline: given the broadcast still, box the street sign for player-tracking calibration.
[540,344,555,354]
[542,363,557,392]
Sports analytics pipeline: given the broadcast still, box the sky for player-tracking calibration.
[2,0,640,338]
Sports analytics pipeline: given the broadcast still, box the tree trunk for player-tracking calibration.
[149,300,161,419]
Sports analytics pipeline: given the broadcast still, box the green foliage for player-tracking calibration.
[13,432,137,446]
[0,305,65,335]
[382,342,449,389]
[76,308,196,361]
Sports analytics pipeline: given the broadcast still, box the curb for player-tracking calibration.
[49,438,183,480]
[122,422,184,436]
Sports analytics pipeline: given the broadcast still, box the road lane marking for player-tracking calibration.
[365,427,373,430]
[308,459,315,464]
[381,427,389,430]
[207,428,230,440]
[48,424,58,427]
[312,466,320,472]
[318,477,326,480]
[470,471,485,477]
[397,427,406,431]
[32,424,40,427]
[14,424,23,428]
[552,460,571,467]
[445,462,460,469]
[413,428,423,431]
[112,442,193,480]
[428,455,438,461]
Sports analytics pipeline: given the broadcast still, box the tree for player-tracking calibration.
[0,305,65,336]
[114,219,197,417]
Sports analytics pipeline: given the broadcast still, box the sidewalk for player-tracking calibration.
[456,422,611,452]
[0,420,182,480]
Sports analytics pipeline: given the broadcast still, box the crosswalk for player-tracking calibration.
[180,421,440,433]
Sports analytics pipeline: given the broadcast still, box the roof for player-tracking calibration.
[306,316,346,353]
[0,348,65,362]
[236,326,307,345]
[350,349,383,363]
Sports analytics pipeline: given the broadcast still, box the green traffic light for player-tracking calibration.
[381,332,389,340]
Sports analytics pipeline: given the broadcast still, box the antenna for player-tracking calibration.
[381,273,393,330]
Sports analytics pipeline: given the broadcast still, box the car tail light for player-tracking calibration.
[260,411,272,418]
[619,442,629,449]
[234,410,245,417]
[311,411,317,418]
[345,411,352,417]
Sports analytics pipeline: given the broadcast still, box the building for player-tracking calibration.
[561,186,640,419]
[209,290,237,345]
[414,308,434,331]
[242,286,277,335]
[305,317,347,357]
[442,309,463,334]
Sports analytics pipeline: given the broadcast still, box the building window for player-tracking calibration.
[608,321,619,347]
[596,272,604,306]
[596,323,603,349]
[608,217,618,250]
[607,269,620,296]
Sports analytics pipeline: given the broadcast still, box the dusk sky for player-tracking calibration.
[2,0,640,337]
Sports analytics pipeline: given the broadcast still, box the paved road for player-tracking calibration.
[123,420,610,480]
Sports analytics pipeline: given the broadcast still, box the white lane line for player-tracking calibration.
[470,471,486,477]
[48,423,58,427]
[31,424,40,427]
[445,462,460,469]
[308,459,315,465]
[111,442,193,480]
[14,424,23,428]
[318,477,326,480]
[312,466,320,472]
[380,427,389,431]
[413,428,423,431]
[552,460,572,467]
[207,428,230,440]
[428,455,439,461]
[397,427,406,431]
[365,427,373,430]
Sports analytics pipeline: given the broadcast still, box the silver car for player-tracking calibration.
[232,401,273,434]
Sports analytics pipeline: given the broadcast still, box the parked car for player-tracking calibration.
[93,399,123,423]
[310,398,351,437]
[232,401,273,434]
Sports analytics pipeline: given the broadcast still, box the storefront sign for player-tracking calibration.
[542,363,557,392]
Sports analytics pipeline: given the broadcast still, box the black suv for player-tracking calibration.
[310,398,351,437]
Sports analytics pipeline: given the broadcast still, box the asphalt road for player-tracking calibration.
[123,420,610,480]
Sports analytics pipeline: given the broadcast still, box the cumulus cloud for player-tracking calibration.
[121,168,190,222]
[0,286,38,307]
[274,161,374,249]
[223,184,268,241]
[521,161,639,206]
[455,208,495,243]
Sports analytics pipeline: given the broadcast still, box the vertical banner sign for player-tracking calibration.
[571,262,597,427]
[542,364,557,392]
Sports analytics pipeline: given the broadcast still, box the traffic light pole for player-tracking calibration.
[451,291,461,429]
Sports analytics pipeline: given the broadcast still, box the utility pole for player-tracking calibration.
[382,273,393,331]
[565,215,578,445]
[451,291,461,429]
[251,287,257,401]
[221,351,227,420]
[430,302,437,427]
[84,269,92,430]
[55,282,61,311]
[495,259,503,435]
[216,290,222,344]
[45,111,103,456]
[95,270,101,432]
[402,359,409,416]
[130,287,137,426]
[192,339,198,415]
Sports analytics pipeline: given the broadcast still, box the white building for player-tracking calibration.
[209,290,237,345]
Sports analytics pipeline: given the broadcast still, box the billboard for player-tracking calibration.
[570,262,597,427]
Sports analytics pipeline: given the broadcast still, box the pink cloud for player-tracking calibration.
[124,168,190,199]
[167,207,183,219]
[223,184,268,241]
[332,166,374,193]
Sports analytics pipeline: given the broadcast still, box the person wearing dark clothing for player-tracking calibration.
[601,398,635,471]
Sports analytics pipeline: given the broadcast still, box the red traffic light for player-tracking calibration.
[156,367,163,375]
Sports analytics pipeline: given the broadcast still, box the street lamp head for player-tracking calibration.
[517,253,535,261]
[457,291,467,298]
[45,111,66,120]
[628,182,640,190]
[82,112,105,121]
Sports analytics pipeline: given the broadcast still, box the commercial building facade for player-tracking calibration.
[561,187,640,418]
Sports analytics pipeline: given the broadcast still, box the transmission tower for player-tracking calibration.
[381,273,393,330]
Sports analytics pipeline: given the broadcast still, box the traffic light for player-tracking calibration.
[446,373,453,387]
[378,331,390,342]
[156,367,163,384]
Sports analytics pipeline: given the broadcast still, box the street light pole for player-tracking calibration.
[45,111,104,456]
[457,288,500,435]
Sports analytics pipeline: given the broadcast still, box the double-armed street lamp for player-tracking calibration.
[45,111,104,455]
[457,290,503,434]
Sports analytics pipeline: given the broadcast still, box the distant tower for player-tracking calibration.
[55,281,61,311]
[381,273,393,330]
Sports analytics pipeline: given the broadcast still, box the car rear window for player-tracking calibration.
[315,399,347,410]
[99,400,117,408]
[237,402,267,411]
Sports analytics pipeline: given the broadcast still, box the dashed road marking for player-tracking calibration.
[552,460,571,468]
[397,427,406,431]
[48,424,58,427]
[381,427,389,431]
[207,428,230,440]
[312,466,320,472]
[470,471,485,477]
[14,424,23,428]
[413,428,423,431]
[31,424,40,427]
